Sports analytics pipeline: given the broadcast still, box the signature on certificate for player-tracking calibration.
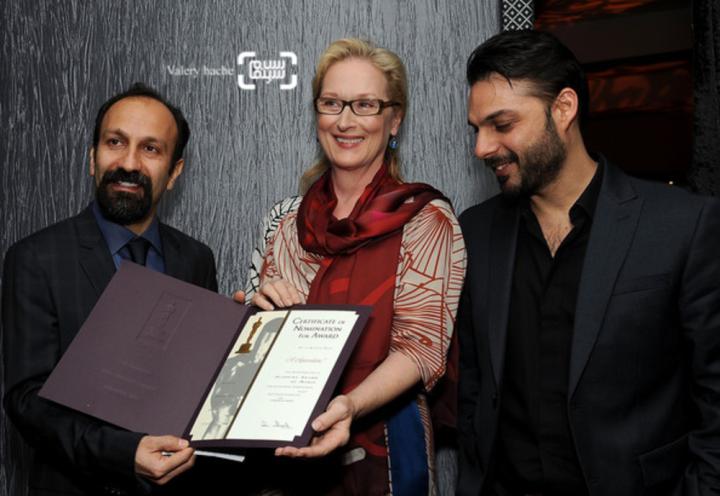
[261,419,292,429]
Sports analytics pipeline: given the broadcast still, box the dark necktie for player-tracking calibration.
[125,237,151,266]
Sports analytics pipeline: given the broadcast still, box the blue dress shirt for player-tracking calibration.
[91,202,165,273]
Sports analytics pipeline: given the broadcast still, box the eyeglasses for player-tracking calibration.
[314,97,400,116]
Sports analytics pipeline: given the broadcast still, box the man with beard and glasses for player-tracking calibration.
[2,83,217,496]
[457,30,720,496]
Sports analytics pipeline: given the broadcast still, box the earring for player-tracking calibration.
[389,135,398,150]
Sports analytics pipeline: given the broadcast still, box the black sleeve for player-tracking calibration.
[2,241,143,487]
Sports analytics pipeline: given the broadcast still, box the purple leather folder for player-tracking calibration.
[39,262,368,449]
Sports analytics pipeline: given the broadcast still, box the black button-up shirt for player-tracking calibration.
[495,164,603,496]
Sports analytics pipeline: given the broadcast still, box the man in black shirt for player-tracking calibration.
[457,30,720,496]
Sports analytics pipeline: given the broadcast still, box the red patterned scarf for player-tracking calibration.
[297,165,445,454]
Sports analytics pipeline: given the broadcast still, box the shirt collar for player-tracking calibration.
[517,159,604,223]
[571,158,604,221]
[91,201,163,255]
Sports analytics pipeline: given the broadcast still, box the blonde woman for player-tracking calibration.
[244,38,466,495]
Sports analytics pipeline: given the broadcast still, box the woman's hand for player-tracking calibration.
[274,395,355,458]
[252,278,305,310]
[274,353,422,458]
[232,291,246,304]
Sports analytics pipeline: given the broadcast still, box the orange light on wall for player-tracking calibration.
[536,0,662,27]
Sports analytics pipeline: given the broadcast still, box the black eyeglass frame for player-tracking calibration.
[314,97,400,116]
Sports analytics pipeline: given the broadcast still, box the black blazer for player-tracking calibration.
[2,205,217,495]
[456,161,720,496]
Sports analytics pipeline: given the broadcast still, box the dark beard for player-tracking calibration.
[96,168,153,225]
[495,111,567,200]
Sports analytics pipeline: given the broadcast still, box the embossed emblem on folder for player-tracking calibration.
[138,292,191,349]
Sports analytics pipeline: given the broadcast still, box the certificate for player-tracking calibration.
[227,310,359,441]
[190,310,360,446]
[39,263,369,449]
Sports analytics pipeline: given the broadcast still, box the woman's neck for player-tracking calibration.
[330,160,383,218]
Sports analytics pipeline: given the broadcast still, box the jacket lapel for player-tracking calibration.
[76,206,115,297]
[569,163,642,397]
[160,224,188,281]
[487,201,520,386]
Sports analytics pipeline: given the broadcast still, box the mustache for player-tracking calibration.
[99,168,151,190]
[485,151,519,169]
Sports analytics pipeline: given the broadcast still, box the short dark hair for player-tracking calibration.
[92,82,190,169]
[467,30,589,124]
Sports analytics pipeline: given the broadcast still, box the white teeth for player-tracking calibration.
[494,162,514,172]
[336,137,363,144]
[117,181,138,187]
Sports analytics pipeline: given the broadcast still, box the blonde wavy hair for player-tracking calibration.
[300,38,408,193]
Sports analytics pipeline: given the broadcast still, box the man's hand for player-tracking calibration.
[134,435,195,485]
[274,395,354,458]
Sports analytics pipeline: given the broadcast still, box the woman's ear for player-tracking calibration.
[390,110,403,137]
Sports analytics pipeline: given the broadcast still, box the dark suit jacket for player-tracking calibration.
[2,205,218,495]
[457,161,720,496]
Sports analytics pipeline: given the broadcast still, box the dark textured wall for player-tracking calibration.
[0,1,501,494]
[689,0,720,195]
